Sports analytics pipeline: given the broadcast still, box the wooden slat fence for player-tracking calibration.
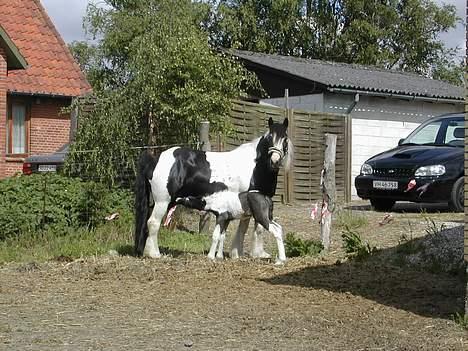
[217,100,351,204]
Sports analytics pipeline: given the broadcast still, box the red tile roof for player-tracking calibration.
[1,0,92,97]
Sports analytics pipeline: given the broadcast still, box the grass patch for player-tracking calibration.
[0,216,212,264]
[335,209,368,230]
[158,228,211,256]
[284,232,323,257]
[0,218,134,263]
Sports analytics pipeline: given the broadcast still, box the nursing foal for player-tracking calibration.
[176,190,286,264]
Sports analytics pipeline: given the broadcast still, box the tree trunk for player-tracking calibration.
[320,133,337,251]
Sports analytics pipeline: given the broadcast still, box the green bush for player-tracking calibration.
[0,173,133,239]
[341,226,376,261]
[285,232,323,257]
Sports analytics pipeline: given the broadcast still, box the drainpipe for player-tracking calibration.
[346,93,360,114]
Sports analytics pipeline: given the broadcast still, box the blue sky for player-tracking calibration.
[41,0,465,58]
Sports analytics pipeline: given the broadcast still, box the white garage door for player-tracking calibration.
[351,118,420,198]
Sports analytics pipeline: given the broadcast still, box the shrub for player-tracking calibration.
[341,226,376,260]
[285,232,323,257]
[0,173,133,239]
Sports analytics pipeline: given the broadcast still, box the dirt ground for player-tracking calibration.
[1,201,467,351]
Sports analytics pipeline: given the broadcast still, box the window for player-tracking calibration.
[444,120,464,145]
[7,101,29,155]
[403,121,441,145]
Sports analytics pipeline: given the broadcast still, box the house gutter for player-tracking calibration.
[9,91,74,99]
[327,87,462,105]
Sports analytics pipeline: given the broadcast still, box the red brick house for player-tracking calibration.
[0,0,91,178]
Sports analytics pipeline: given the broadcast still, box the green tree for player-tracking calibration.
[68,41,103,89]
[66,0,259,184]
[431,54,465,87]
[207,0,461,78]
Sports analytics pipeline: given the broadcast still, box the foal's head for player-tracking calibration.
[260,117,293,171]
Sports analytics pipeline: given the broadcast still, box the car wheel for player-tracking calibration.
[448,177,464,212]
[370,198,395,212]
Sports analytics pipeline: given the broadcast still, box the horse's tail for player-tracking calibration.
[134,150,160,256]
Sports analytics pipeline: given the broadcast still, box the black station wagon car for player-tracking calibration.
[22,143,69,175]
[355,113,464,212]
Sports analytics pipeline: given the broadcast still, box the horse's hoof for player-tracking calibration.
[207,253,216,260]
[143,251,161,259]
[143,250,161,258]
[274,258,286,265]
[252,251,272,259]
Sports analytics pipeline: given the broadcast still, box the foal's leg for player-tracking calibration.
[216,219,230,259]
[250,223,271,259]
[207,223,222,260]
[144,201,168,258]
[231,217,250,259]
[267,220,286,264]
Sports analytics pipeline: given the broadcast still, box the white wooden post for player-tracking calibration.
[199,121,212,234]
[321,133,337,251]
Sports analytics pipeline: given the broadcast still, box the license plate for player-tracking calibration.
[38,164,57,172]
[373,180,398,190]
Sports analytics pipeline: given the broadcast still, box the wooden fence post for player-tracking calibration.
[286,107,294,204]
[321,133,337,251]
[199,121,211,234]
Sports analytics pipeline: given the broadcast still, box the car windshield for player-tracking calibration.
[401,118,464,147]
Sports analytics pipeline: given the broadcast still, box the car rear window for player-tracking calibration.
[444,120,464,145]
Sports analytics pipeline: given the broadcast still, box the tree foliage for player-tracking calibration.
[206,0,462,80]
[66,0,259,184]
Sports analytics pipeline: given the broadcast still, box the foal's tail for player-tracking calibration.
[134,150,160,256]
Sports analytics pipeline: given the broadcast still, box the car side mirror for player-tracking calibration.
[398,138,405,146]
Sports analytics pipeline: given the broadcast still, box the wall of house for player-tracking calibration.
[29,97,71,154]
[262,93,324,111]
[3,96,71,177]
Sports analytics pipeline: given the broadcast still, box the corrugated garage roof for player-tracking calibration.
[231,50,463,101]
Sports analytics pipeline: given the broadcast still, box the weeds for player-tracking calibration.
[341,226,376,260]
[452,313,468,330]
[284,232,323,257]
[335,209,368,230]
[397,220,421,255]
[423,216,446,237]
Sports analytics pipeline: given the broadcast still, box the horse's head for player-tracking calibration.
[261,117,293,171]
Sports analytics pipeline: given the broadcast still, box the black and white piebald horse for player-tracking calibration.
[134,117,292,259]
[175,190,286,264]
